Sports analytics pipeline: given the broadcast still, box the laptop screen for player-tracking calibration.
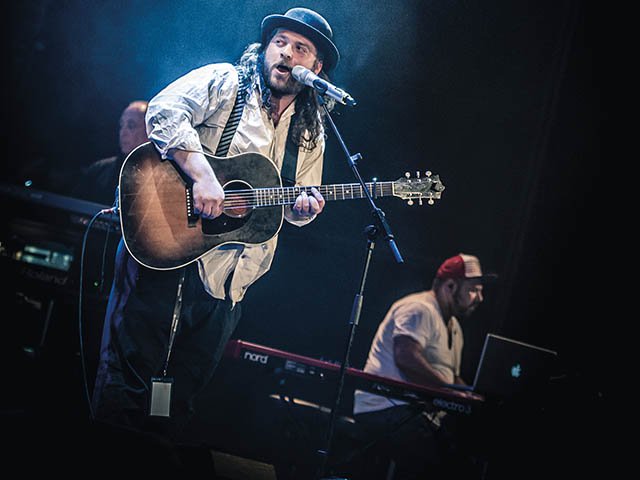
[471,333,558,398]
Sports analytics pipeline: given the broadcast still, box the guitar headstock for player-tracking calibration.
[393,171,445,205]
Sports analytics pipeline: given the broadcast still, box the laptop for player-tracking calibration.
[449,333,558,398]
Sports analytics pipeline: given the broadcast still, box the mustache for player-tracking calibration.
[273,62,293,71]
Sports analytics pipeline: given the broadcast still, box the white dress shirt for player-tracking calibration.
[146,62,324,304]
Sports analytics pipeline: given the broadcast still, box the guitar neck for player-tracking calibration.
[225,182,396,209]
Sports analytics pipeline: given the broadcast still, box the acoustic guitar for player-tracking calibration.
[118,142,445,270]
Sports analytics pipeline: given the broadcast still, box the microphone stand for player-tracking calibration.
[315,95,403,480]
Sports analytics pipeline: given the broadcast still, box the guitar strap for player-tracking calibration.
[214,67,248,157]
[281,110,300,187]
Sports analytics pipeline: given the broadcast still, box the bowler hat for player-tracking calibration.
[261,7,340,72]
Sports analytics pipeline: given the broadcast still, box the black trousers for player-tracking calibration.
[354,404,480,480]
[92,239,241,439]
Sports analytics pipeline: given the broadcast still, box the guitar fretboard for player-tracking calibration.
[224,182,396,208]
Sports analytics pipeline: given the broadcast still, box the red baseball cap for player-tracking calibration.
[436,253,496,281]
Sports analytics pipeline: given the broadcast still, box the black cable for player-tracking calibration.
[97,224,112,293]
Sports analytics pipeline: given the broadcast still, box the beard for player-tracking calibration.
[452,292,479,319]
[260,54,305,97]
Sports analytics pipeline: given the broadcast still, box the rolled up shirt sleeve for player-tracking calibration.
[146,63,238,159]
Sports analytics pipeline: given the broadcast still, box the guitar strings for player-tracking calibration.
[219,182,398,208]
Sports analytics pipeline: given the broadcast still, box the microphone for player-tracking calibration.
[291,65,356,107]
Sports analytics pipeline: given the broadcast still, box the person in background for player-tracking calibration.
[72,100,149,206]
[353,253,494,479]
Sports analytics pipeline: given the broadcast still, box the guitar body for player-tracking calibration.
[119,142,283,270]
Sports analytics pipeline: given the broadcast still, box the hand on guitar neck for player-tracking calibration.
[289,187,325,220]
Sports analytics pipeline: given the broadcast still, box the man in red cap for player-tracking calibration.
[91,7,341,444]
[353,253,493,479]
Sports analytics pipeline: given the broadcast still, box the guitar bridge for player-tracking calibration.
[185,187,198,227]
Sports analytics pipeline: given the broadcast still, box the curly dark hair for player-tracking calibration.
[235,40,334,152]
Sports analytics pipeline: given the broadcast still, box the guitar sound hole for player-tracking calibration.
[223,180,254,218]
[201,180,254,235]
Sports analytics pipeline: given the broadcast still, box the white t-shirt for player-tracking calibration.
[353,290,463,415]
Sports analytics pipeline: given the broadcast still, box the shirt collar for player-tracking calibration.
[253,71,298,121]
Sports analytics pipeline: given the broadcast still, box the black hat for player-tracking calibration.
[261,7,340,72]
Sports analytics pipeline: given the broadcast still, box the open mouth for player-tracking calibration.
[275,64,292,75]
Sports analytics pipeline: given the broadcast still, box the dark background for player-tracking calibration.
[3,0,607,477]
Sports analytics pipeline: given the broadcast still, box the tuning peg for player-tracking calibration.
[428,198,434,205]
[416,171,420,178]
[426,171,432,177]
[418,196,423,206]
[405,172,410,179]
[407,199,414,206]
